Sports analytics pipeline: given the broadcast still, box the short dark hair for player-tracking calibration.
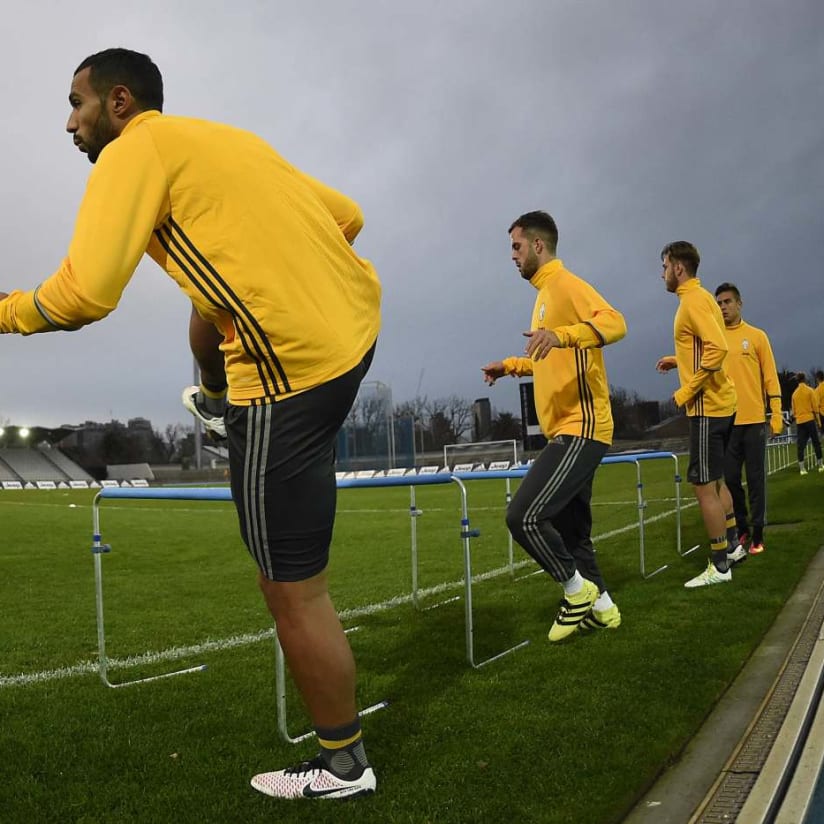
[714,282,741,300]
[509,211,558,252]
[75,48,163,112]
[661,241,700,276]
[796,372,807,384]
[816,370,824,381]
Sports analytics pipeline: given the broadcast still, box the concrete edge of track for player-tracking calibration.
[621,546,824,824]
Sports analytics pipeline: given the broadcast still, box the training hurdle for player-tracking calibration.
[91,477,530,735]
[766,434,794,475]
[454,450,693,579]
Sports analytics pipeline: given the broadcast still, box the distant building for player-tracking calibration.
[472,398,492,441]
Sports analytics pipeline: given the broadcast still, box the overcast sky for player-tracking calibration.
[1,0,822,430]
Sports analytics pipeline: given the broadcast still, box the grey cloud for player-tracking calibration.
[1,0,822,428]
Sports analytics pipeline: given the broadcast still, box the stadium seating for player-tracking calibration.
[37,447,94,482]
[0,447,91,483]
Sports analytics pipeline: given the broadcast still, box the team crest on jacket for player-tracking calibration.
[742,339,749,351]
[538,303,545,321]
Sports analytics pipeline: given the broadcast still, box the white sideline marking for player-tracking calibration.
[1,500,697,689]
[0,499,424,516]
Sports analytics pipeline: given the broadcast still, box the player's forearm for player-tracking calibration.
[768,395,782,418]
[0,289,52,334]
[698,340,727,374]
[674,369,712,407]
[502,356,533,377]
[555,308,627,349]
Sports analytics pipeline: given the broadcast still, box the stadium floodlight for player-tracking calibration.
[19,427,30,439]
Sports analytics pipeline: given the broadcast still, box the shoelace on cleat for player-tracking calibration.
[284,757,325,777]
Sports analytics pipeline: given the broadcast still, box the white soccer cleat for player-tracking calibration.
[684,560,731,589]
[250,756,376,800]
[181,385,227,440]
[726,543,748,567]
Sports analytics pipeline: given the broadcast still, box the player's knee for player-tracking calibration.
[505,503,527,540]
[258,569,329,617]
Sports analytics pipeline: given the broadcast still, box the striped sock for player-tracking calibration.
[711,536,729,572]
[316,718,369,780]
[198,382,227,416]
[725,514,738,548]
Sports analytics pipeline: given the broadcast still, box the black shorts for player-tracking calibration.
[687,414,734,485]
[225,342,375,582]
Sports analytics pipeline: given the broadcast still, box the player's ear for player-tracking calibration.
[109,84,135,117]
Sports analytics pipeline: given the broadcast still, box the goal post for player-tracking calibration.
[443,439,520,471]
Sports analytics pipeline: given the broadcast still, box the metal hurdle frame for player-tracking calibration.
[766,434,793,476]
[91,476,530,738]
[274,473,530,742]
[454,449,693,580]
[90,485,229,688]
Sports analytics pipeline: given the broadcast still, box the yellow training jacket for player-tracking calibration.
[722,320,782,425]
[792,383,820,426]
[816,383,824,417]
[501,259,626,445]
[669,278,736,417]
[0,111,382,404]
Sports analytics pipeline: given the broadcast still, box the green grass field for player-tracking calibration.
[1,458,822,823]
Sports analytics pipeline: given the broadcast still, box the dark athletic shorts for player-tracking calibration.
[225,342,375,582]
[687,414,734,485]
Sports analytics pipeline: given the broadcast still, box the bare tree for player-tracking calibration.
[427,395,474,445]
[359,395,387,431]
[163,423,185,462]
[395,396,429,428]
[344,396,361,429]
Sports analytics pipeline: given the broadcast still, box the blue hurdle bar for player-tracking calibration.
[92,476,530,740]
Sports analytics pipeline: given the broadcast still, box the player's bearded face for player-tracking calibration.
[67,68,119,165]
[661,256,679,292]
[519,245,540,280]
[83,107,117,164]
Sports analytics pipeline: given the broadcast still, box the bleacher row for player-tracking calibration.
[0,447,93,484]
[0,479,151,491]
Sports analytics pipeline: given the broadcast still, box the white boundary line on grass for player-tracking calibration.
[1,500,696,689]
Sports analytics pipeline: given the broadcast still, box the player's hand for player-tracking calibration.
[656,356,677,373]
[523,329,560,360]
[770,417,783,437]
[481,361,506,386]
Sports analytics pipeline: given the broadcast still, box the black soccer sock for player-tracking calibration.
[198,382,227,416]
[725,513,738,547]
[752,525,764,545]
[711,537,729,572]
[316,718,369,780]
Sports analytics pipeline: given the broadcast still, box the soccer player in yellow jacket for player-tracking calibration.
[715,283,783,555]
[791,373,823,474]
[656,242,742,589]
[815,370,824,433]
[482,211,627,640]
[0,49,380,800]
